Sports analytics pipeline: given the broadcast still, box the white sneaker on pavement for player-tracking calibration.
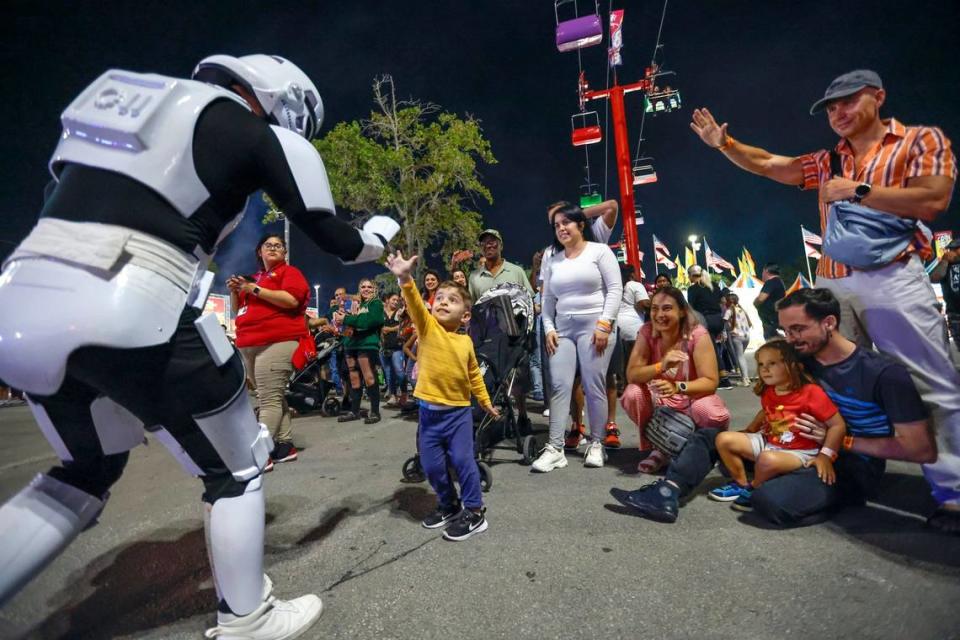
[205,590,323,640]
[583,441,607,468]
[531,443,567,473]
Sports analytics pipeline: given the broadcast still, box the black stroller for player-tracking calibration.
[400,283,538,492]
[286,334,345,417]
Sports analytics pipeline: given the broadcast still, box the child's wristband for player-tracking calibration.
[842,435,854,451]
[596,319,613,334]
[819,446,838,462]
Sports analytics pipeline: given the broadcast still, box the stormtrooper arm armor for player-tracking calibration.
[264,126,399,264]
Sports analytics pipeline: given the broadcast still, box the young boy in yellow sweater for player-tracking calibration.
[387,251,500,541]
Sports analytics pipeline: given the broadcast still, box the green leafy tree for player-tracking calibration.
[266,75,496,281]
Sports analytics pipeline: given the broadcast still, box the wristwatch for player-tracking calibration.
[253,286,262,297]
[677,381,689,394]
[853,182,872,203]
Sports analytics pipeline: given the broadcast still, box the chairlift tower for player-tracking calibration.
[556,0,678,277]
[578,72,653,275]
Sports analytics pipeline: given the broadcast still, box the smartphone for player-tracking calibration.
[242,275,257,282]
[342,299,353,313]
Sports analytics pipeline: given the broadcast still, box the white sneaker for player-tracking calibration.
[584,441,607,468]
[205,592,323,640]
[542,408,550,417]
[531,443,567,473]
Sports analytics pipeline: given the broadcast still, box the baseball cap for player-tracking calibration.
[809,69,883,115]
[478,228,503,243]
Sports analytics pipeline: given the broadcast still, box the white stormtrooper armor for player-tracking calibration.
[51,70,249,217]
[0,54,397,637]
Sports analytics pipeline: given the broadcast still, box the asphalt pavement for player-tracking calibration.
[1,387,958,640]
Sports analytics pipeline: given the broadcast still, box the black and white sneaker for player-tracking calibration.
[421,502,462,529]
[443,507,488,541]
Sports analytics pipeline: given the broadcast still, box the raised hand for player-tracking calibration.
[386,251,419,283]
[690,108,728,148]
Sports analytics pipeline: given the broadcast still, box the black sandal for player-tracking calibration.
[364,413,381,424]
[337,412,361,423]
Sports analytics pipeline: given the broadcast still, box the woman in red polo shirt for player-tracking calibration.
[228,233,310,468]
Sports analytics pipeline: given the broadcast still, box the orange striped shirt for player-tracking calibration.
[799,118,956,279]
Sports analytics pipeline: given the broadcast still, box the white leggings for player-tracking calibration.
[547,313,617,448]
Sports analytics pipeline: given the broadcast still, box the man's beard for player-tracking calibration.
[795,330,830,355]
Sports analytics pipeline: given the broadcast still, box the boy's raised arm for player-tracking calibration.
[388,251,430,335]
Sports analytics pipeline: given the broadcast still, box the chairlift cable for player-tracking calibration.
[633,0,669,163]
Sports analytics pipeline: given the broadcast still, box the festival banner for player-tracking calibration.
[934,231,954,260]
[608,9,624,67]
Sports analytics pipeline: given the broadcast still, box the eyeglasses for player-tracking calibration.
[262,243,285,251]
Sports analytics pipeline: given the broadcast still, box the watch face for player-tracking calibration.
[855,183,871,197]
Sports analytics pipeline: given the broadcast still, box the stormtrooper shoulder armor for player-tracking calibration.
[268,125,335,215]
[49,70,249,217]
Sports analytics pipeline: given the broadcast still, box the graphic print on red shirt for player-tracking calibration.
[760,383,839,450]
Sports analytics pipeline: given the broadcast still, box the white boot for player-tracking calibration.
[204,478,323,639]
[204,587,323,640]
[0,473,105,607]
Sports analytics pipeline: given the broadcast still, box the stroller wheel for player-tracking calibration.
[401,456,425,483]
[521,435,538,466]
[478,461,493,493]
[322,396,341,417]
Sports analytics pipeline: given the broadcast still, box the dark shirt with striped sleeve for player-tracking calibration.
[804,348,927,450]
[798,118,957,279]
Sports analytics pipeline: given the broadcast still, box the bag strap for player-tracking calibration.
[828,150,843,178]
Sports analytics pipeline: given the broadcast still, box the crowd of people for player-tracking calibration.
[1,57,958,640]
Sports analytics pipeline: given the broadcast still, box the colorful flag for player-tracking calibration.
[655,252,676,269]
[741,247,757,276]
[785,274,814,295]
[804,243,822,259]
[685,247,697,269]
[801,226,823,245]
[676,261,689,287]
[608,9,624,67]
[652,234,670,256]
[704,239,736,274]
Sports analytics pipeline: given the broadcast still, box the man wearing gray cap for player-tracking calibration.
[689,70,960,534]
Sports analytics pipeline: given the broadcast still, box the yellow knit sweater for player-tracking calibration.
[400,281,491,407]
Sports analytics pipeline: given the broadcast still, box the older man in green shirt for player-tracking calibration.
[468,229,535,301]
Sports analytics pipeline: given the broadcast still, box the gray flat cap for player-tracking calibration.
[810,69,883,115]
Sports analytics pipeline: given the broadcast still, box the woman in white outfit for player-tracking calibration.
[533,203,622,471]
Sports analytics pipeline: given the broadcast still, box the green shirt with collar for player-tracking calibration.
[468,259,534,301]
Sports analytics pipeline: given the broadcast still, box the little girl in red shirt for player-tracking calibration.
[709,339,845,511]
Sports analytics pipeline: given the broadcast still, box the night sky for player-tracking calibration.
[4,1,959,300]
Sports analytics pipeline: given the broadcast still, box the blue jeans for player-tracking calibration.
[419,405,482,509]
[382,349,406,396]
[528,315,544,400]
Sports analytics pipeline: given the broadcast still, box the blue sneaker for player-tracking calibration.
[731,487,754,512]
[708,481,748,502]
[610,481,679,523]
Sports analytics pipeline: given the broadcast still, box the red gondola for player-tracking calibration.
[571,111,601,146]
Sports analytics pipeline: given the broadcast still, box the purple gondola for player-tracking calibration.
[555,0,603,53]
